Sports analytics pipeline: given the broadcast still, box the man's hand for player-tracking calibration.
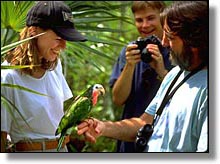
[125,44,141,66]
[77,118,103,143]
[147,44,168,79]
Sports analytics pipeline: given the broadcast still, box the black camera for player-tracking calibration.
[135,124,153,152]
[134,35,163,63]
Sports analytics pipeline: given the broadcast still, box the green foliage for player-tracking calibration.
[1,1,34,47]
[1,32,46,56]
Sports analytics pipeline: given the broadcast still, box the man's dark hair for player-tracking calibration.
[162,1,208,65]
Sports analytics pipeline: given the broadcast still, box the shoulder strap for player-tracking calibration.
[153,63,205,126]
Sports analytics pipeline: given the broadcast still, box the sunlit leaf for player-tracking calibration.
[1,65,40,69]
[1,32,46,56]
[1,83,50,97]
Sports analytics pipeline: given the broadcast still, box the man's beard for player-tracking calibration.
[169,43,193,71]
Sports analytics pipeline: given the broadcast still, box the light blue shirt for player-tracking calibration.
[145,66,207,152]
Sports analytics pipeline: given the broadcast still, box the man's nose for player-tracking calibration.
[142,20,150,28]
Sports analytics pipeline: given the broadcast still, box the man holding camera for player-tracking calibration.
[108,1,173,152]
[77,1,208,152]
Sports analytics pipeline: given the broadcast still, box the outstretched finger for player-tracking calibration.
[77,125,89,135]
[77,120,89,128]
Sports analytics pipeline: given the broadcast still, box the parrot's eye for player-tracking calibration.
[95,85,99,89]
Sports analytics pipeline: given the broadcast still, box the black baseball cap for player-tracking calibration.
[26,1,87,42]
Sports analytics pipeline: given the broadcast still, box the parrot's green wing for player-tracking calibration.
[63,97,75,113]
[56,96,93,152]
[63,95,82,112]
[55,96,92,136]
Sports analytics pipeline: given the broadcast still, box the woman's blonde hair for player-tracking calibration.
[5,26,58,75]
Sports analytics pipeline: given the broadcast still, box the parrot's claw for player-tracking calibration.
[86,117,95,126]
[88,117,95,123]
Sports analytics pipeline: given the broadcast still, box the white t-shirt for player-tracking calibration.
[1,59,73,143]
[145,66,207,152]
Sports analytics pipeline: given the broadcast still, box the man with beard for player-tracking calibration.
[77,1,208,152]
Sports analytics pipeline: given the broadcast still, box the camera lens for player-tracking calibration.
[141,48,152,63]
[135,124,153,152]
[136,137,147,146]
[135,137,147,152]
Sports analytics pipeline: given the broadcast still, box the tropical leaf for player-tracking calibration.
[1,1,34,32]
[1,83,50,97]
[1,32,46,56]
[1,65,40,69]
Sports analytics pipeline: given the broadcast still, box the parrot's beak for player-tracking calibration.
[99,87,105,96]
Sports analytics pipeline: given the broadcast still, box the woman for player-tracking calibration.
[1,1,86,152]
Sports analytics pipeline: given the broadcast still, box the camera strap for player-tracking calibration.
[152,63,206,126]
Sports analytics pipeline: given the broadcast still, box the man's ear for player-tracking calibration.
[28,26,37,36]
[191,47,201,64]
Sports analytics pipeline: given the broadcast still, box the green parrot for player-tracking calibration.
[55,84,105,152]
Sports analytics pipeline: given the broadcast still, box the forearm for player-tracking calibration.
[102,117,146,142]
[112,63,135,105]
[101,113,154,142]
[77,113,154,143]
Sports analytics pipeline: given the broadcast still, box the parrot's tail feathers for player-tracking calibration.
[55,129,59,136]
[57,135,65,152]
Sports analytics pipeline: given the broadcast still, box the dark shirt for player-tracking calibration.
[109,41,173,152]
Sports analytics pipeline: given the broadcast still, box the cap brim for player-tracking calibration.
[53,27,87,42]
